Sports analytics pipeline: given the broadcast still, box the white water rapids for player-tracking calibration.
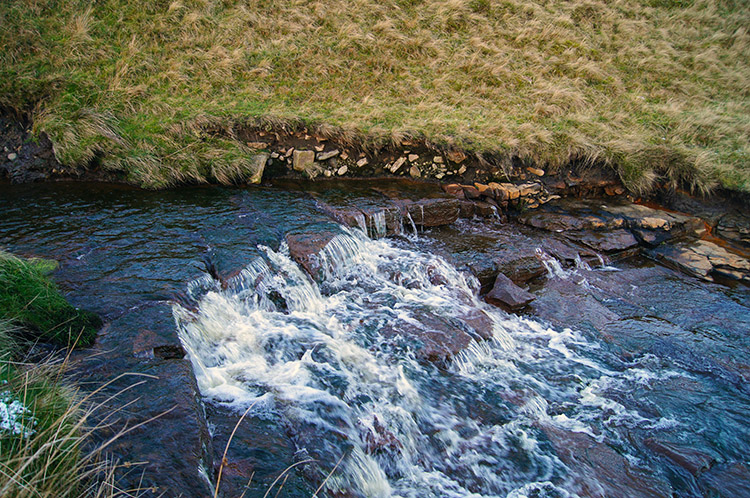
[173,226,681,497]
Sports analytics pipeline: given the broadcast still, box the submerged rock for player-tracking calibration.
[286,230,337,280]
[71,303,214,498]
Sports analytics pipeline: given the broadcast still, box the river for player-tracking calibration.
[1,181,748,497]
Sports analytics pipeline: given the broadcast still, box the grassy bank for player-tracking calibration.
[0,252,100,347]
[1,0,748,192]
[0,255,131,496]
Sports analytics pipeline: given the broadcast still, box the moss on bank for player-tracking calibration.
[0,252,100,347]
[1,0,749,193]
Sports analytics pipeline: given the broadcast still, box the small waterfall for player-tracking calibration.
[175,227,688,497]
[354,212,367,234]
[368,210,387,239]
[404,210,418,237]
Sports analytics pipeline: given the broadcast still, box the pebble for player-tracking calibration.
[7,153,17,161]
[337,165,348,176]
[408,154,419,162]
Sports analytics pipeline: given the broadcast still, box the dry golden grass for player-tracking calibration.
[1,0,748,192]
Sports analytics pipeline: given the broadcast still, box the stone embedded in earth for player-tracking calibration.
[409,165,421,178]
[442,183,465,198]
[462,185,482,199]
[485,273,535,310]
[519,182,543,197]
[316,149,340,161]
[7,153,17,161]
[446,150,466,163]
[408,154,419,162]
[474,183,493,197]
[356,157,368,167]
[433,156,444,164]
[526,167,544,176]
[337,165,348,176]
[390,156,406,173]
[292,149,316,172]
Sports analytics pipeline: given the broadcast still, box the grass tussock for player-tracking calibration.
[0,323,140,498]
[0,251,100,347]
[1,0,749,193]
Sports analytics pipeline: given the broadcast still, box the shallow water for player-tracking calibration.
[1,181,749,497]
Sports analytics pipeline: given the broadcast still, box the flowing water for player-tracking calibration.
[1,181,749,497]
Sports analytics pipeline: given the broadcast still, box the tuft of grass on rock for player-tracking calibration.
[1,0,749,193]
[0,252,100,347]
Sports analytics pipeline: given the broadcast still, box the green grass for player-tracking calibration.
[0,252,100,347]
[0,321,142,497]
[1,0,749,193]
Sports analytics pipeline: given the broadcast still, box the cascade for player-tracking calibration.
[174,226,685,497]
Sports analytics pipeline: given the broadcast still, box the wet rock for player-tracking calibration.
[644,438,715,477]
[569,229,639,253]
[601,203,704,239]
[286,231,337,280]
[401,198,460,227]
[518,211,613,232]
[651,240,750,284]
[496,253,546,286]
[207,404,315,498]
[70,303,214,498]
[543,425,672,498]
[716,212,750,248]
[385,313,474,365]
[530,277,620,333]
[457,200,475,218]
[474,201,498,218]
[698,462,750,498]
[485,273,535,310]
[442,183,465,198]
[457,308,495,340]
